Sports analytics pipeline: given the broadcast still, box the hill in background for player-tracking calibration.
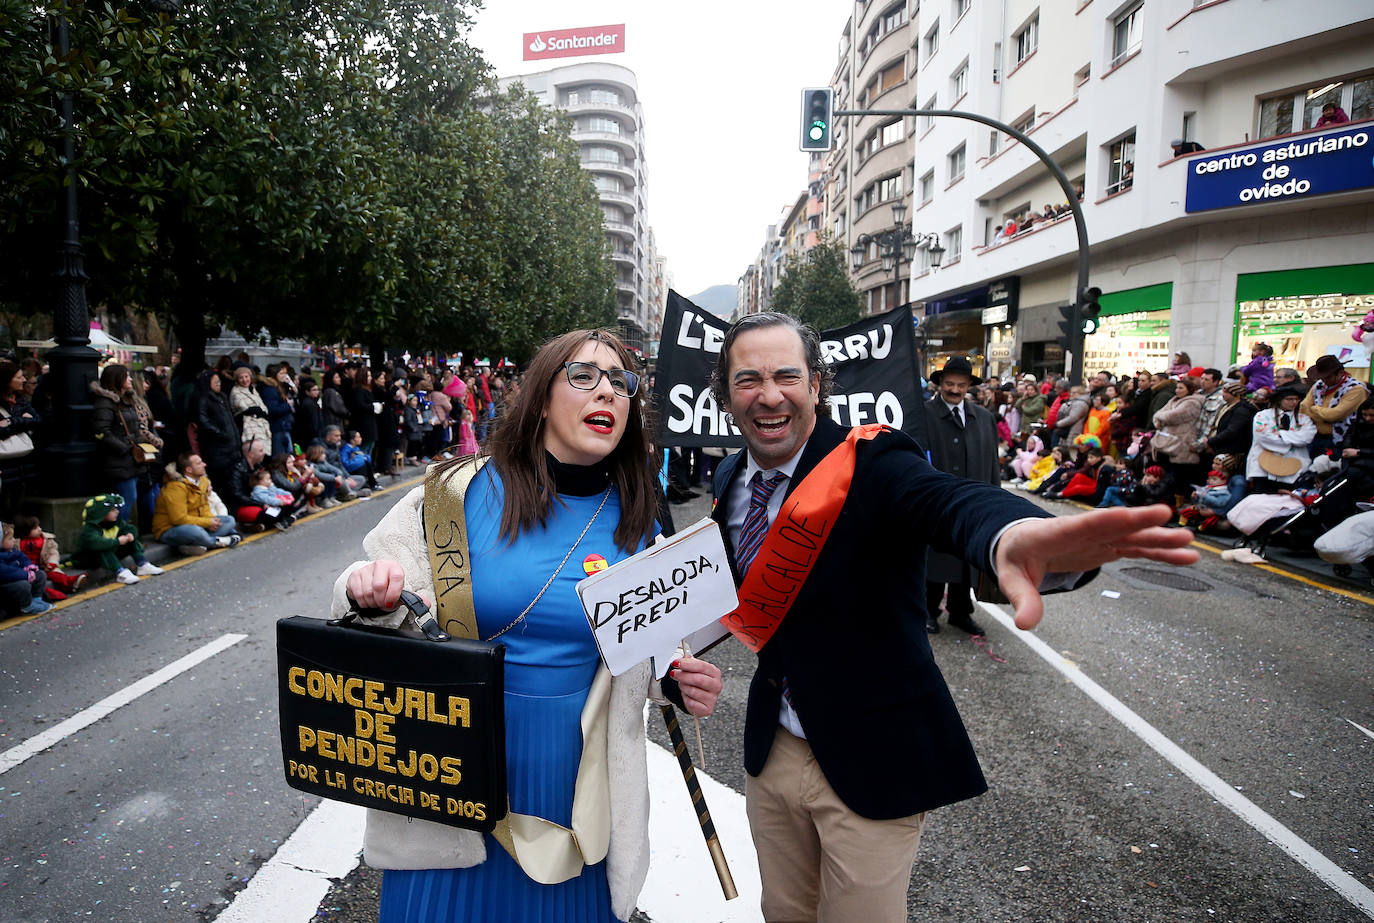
[686,285,737,318]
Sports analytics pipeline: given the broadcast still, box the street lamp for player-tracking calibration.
[850,202,943,311]
[41,0,179,497]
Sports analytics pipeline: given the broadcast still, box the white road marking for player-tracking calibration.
[1348,719,1374,743]
[979,601,1374,920]
[0,632,246,775]
[641,739,763,922]
[223,739,762,923]
[215,798,367,923]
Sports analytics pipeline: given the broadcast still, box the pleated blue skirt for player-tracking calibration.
[378,663,619,923]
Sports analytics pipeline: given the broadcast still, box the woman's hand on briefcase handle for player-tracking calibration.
[347,560,407,612]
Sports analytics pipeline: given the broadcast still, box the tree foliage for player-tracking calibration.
[770,237,863,331]
[0,0,614,364]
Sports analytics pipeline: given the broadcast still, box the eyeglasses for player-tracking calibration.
[561,361,639,397]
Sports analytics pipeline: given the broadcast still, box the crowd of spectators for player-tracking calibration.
[989,187,1085,247]
[972,344,1374,578]
[0,351,522,616]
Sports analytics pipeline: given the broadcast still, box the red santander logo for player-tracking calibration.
[523,24,626,61]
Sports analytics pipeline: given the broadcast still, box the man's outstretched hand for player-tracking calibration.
[994,504,1199,631]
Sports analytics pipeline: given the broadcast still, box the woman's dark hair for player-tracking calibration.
[0,361,21,399]
[141,368,167,395]
[99,364,130,394]
[265,452,293,476]
[434,329,658,554]
[708,312,833,410]
[353,367,371,388]
[1176,378,1198,395]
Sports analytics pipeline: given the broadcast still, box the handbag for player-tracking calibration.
[0,408,34,460]
[116,406,159,464]
[277,592,508,832]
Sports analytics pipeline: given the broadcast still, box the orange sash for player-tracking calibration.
[720,424,885,652]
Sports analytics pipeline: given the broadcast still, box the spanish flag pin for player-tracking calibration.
[583,553,608,576]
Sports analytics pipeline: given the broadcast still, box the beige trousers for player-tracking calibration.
[745,726,927,923]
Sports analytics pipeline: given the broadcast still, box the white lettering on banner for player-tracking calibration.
[675,312,724,353]
[820,325,893,364]
[829,391,903,428]
[666,385,738,436]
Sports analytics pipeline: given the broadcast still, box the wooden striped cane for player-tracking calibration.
[658,703,738,900]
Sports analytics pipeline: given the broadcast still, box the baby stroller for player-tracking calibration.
[1234,457,1358,558]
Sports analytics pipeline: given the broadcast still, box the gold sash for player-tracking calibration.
[422,459,611,884]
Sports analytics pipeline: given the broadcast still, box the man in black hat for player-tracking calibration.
[924,357,1001,634]
[1300,354,1368,457]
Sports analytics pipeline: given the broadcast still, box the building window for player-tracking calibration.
[989,129,1000,156]
[854,173,904,214]
[1106,132,1135,194]
[881,119,905,146]
[954,0,971,19]
[1010,109,1036,136]
[951,63,968,101]
[592,175,623,193]
[880,173,904,201]
[1073,63,1091,95]
[585,146,621,164]
[880,60,904,92]
[924,20,940,60]
[1257,72,1374,139]
[567,87,623,107]
[921,95,937,133]
[944,226,962,262]
[948,143,966,182]
[920,169,935,204]
[585,116,622,134]
[1111,3,1143,67]
[860,2,907,59]
[1015,15,1039,64]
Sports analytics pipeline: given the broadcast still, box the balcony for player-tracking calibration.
[603,220,636,240]
[610,248,636,268]
[581,159,636,183]
[596,189,636,209]
[572,130,637,154]
[616,278,638,297]
[561,100,638,123]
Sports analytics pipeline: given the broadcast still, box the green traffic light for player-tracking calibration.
[809,120,826,141]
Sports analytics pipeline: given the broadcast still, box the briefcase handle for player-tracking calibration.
[334,589,451,643]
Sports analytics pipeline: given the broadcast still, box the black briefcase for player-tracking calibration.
[276,604,507,832]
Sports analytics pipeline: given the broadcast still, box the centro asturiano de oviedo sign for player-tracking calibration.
[1184,123,1372,213]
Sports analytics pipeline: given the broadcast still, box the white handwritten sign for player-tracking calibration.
[576,518,737,677]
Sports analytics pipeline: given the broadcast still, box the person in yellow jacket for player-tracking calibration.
[151,453,243,555]
[1024,447,1058,491]
[1300,354,1369,457]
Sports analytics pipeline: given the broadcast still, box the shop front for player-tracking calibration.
[1081,282,1173,378]
[916,281,1003,380]
[1233,263,1374,383]
[981,277,1020,382]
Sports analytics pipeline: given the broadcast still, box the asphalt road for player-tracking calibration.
[1,480,1370,922]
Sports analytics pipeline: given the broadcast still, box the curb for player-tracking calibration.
[0,467,427,632]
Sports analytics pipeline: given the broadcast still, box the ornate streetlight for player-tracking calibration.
[850,201,943,311]
[41,1,180,496]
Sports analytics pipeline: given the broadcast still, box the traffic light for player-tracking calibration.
[1078,286,1102,335]
[1055,303,1078,352]
[800,88,834,152]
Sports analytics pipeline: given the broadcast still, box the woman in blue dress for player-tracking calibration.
[336,329,723,922]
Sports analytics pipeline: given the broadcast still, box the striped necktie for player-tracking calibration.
[736,470,784,573]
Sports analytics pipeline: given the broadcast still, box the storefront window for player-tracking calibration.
[919,310,985,380]
[1235,293,1374,377]
[1081,282,1173,378]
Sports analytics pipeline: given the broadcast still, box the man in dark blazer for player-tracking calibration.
[708,312,1196,922]
[924,356,1002,634]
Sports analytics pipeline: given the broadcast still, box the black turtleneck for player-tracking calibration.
[545,452,612,497]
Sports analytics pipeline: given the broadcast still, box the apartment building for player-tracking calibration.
[499,62,654,354]
[827,1,920,315]
[899,0,1373,381]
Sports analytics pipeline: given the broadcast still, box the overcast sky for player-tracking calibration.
[467,1,850,298]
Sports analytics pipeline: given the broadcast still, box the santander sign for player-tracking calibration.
[523,24,626,61]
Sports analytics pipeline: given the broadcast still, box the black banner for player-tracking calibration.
[653,292,929,449]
